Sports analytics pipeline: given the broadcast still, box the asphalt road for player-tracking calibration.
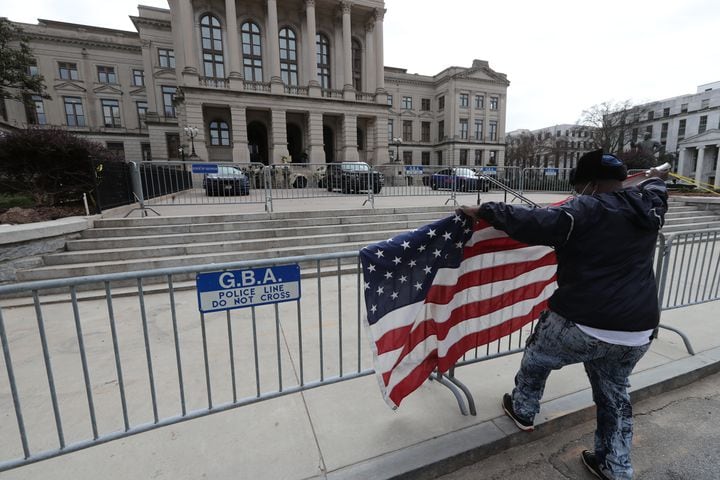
[438,371,720,480]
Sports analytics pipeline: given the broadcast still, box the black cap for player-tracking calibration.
[569,149,627,184]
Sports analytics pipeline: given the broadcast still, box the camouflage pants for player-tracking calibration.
[511,310,651,480]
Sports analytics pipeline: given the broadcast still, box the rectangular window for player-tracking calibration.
[474,149,482,165]
[475,95,484,109]
[141,142,152,161]
[421,122,431,142]
[162,86,176,118]
[438,120,444,140]
[58,62,79,80]
[166,133,180,159]
[459,118,468,139]
[421,98,431,111]
[490,96,499,110]
[158,49,175,68]
[459,149,468,165]
[647,110,654,121]
[25,95,47,125]
[660,122,668,139]
[631,128,638,143]
[474,120,483,140]
[388,119,394,139]
[402,151,412,165]
[645,125,653,136]
[401,96,413,110]
[101,99,121,127]
[681,103,688,113]
[27,59,39,77]
[678,119,686,138]
[132,69,145,86]
[699,115,707,133]
[63,96,85,127]
[402,120,413,141]
[387,94,393,107]
[97,66,117,84]
[421,151,430,165]
[663,107,670,117]
[488,150,497,165]
[489,121,498,141]
[459,93,469,108]
[136,101,148,129]
[0,98,7,121]
[106,142,125,161]
[438,96,445,111]
[436,151,443,165]
[701,99,709,109]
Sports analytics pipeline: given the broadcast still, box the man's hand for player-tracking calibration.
[646,166,670,181]
[457,205,481,221]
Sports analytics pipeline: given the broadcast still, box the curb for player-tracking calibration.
[324,346,720,480]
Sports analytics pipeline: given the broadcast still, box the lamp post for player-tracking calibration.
[184,126,199,158]
[391,137,403,163]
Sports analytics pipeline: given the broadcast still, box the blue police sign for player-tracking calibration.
[482,166,497,175]
[405,165,424,175]
[192,163,219,174]
[196,264,301,313]
[544,168,558,176]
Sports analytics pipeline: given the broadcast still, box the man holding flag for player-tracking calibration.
[460,149,668,480]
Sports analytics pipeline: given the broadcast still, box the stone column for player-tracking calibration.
[225,0,242,86]
[181,0,199,84]
[231,106,250,163]
[342,114,359,162]
[266,0,283,93]
[374,8,385,94]
[168,0,187,75]
[140,41,158,114]
[270,109,290,164]
[341,1,354,99]
[695,146,706,185]
[364,20,376,94]
[304,0,320,97]
[678,147,688,177]
[714,145,720,189]
[307,112,325,163]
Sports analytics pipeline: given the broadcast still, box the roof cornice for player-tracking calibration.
[24,31,142,53]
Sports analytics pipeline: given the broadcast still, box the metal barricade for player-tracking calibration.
[520,167,574,193]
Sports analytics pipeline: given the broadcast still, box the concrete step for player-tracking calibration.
[664,214,720,226]
[663,221,720,233]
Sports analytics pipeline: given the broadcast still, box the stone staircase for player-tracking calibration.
[12,200,720,285]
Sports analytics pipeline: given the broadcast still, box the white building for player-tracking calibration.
[506,124,596,169]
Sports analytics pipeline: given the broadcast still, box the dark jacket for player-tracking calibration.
[476,178,668,331]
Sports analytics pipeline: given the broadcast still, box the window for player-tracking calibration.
[488,150,497,165]
[388,119,394,139]
[459,119,468,139]
[647,110,654,121]
[162,86,176,118]
[97,66,117,84]
[436,151,443,165]
[166,132,180,159]
[681,103,688,113]
[438,120,444,140]
[663,107,670,117]
[242,22,263,82]
[678,119,686,138]
[316,33,331,89]
[351,39,362,91]
[645,125,653,136]
[141,143,152,161]
[201,15,225,79]
[475,95,484,109]
[106,142,125,161]
[136,101,148,129]
[701,99,709,109]
[421,151,430,165]
[660,122,668,139]
[489,121,497,141]
[0,98,6,121]
[474,149,482,165]
[158,48,175,68]
[401,96,412,110]
[699,115,707,134]
[27,59,39,77]
[24,95,47,125]
[459,149,468,165]
[101,99,121,127]
[279,27,298,85]
[421,122,430,142]
[387,94,393,107]
[438,96,445,111]
[63,96,85,126]
[209,120,230,146]
[474,120,483,140]
[459,93,469,108]
[490,96,498,110]
[402,120,413,141]
[58,62,79,80]
[631,128,638,143]
[132,69,145,86]
[421,98,430,111]
[357,128,364,151]
[403,151,412,165]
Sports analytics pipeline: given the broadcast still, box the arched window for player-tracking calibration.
[351,39,362,91]
[209,120,230,146]
[242,21,263,82]
[201,15,224,78]
[279,27,298,86]
[316,33,330,89]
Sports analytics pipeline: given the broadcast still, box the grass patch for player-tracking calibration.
[0,193,35,209]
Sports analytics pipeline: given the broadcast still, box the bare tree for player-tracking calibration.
[577,100,646,155]
[505,130,555,169]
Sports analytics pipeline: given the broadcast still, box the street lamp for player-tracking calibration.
[391,137,403,162]
[184,126,199,158]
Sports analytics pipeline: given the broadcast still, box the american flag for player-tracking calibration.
[360,213,558,409]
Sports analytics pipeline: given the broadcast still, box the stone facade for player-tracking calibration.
[1,1,509,167]
[506,124,596,170]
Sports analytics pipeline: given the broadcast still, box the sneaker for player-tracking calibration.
[501,393,534,432]
[581,450,612,480]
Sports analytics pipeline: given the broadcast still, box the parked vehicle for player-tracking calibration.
[430,167,490,192]
[204,166,250,196]
[325,162,384,194]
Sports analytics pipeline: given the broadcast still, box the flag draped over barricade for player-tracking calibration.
[360,213,558,409]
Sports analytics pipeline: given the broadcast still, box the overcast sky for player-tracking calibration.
[5,0,719,131]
